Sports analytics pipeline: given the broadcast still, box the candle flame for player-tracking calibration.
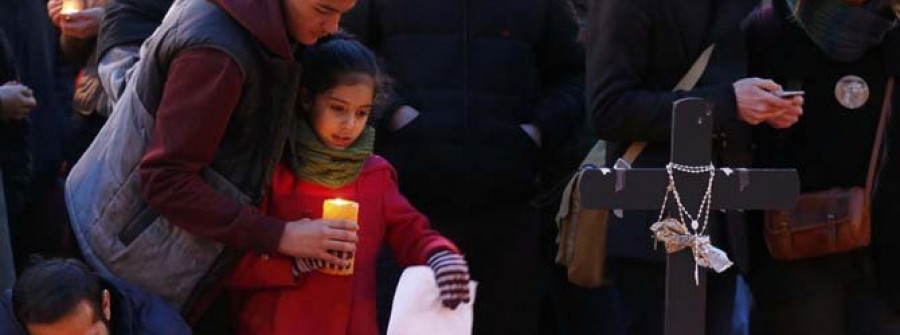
[329,198,351,205]
[61,0,83,14]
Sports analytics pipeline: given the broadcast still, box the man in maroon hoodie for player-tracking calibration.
[138,0,358,321]
[64,0,358,331]
[139,0,358,277]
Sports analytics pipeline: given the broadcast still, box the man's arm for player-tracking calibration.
[529,0,585,149]
[139,48,285,254]
[587,0,737,143]
[588,0,801,142]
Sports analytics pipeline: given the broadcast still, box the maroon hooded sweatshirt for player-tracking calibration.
[138,0,296,254]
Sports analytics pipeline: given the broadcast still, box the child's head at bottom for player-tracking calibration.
[299,33,382,150]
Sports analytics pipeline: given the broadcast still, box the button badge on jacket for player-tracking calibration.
[835,75,870,110]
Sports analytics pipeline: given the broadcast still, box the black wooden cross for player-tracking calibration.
[0,171,15,290]
[580,98,799,335]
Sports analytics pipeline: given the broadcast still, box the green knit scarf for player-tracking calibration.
[289,117,375,189]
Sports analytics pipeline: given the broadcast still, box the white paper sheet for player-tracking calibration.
[387,266,477,335]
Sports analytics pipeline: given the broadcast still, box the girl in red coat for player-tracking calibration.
[226,34,472,335]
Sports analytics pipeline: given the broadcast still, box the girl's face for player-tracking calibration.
[310,78,374,150]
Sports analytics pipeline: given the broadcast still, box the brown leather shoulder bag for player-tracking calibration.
[764,78,894,260]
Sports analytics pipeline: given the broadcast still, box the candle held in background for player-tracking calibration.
[61,0,83,15]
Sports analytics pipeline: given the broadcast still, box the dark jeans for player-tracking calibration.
[537,203,617,335]
[545,264,620,335]
[749,250,900,335]
[596,257,738,335]
[377,203,541,335]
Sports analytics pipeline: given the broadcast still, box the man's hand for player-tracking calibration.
[520,123,542,148]
[390,105,420,131]
[277,218,358,267]
[0,83,37,121]
[59,7,103,39]
[734,78,801,126]
[765,95,804,129]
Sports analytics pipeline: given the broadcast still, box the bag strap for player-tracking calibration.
[866,77,895,192]
[675,44,716,92]
[619,44,717,164]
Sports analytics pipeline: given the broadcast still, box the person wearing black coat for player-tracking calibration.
[747,1,900,333]
[586,0,802,333]
[0,29,35,289]
[0,30,33,227]
[0,0,71,201]
[341,1,584,334]
[0,0,76,273]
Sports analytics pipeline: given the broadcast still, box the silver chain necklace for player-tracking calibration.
[653,162,719,285]
[657,162,716,235]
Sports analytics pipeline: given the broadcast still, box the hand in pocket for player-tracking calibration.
[390,105,420,131]
[520,123,542,148]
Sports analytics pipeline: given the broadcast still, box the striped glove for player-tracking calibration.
[426,250,471,309]
[292,258,323,277]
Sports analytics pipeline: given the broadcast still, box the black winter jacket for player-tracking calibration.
[0,0,72,191]
[342,0,584,217]
[0,29,30,219]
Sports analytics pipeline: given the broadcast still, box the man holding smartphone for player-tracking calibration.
[587,0,802,333]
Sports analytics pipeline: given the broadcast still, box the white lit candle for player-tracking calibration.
[320,198,359,276]
[322,198,359,223]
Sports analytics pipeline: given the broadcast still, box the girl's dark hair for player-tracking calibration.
[299,32,387,120]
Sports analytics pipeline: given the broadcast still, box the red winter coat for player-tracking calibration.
[227,155,459,335]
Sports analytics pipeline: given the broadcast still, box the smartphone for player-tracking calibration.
[777,90,805,99]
